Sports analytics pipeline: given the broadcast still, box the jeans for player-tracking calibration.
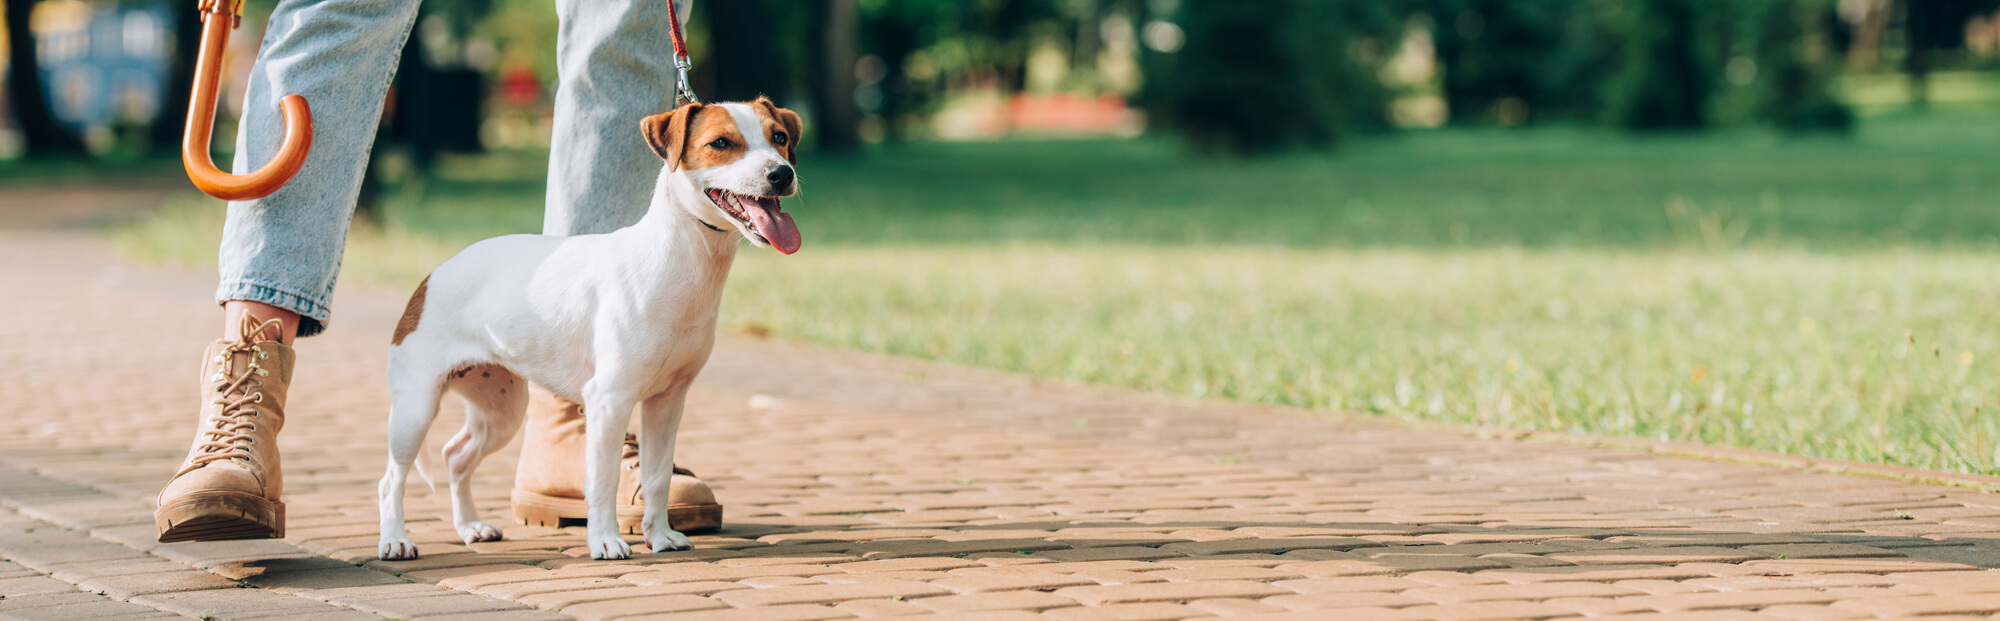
[216,0,690,337]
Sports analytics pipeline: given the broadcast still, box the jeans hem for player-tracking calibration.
[216,281,332,338]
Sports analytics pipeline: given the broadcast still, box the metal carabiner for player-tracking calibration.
[674,55,700,105]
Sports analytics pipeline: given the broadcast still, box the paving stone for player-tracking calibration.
[347,592,530,617]
[1263,591,1429,610]
[0,599,169,620]
[1403,581,1645,604]
[931,572,1097,593]
[0,591,110,611]
[78,569,241,598]
[130,587,353,619]
[558,594,728,620]
[907,591,1080,613]
[413,610,570,621]
[1829,593,2000,617]
[832,558,984,573]
[152,540,315,567]
[1680,574,1897,592]
[0,576,79,597]
[1476,564,1718,583]
[1617,589,1881,612]
[1739,558,1979,575]
[1739,543,1903,559]
[472,576,632,600]
[45,558,198,583]
[1186,598,1288,615]
[1158,538,1381,556]
[1547,546,1769,565]
[299,582,458,604]
[624,604,854,620]
[1381,601,1580,620]
[713,580,949,607]
[621,563,845,584]
[1754,604,1874,621]
[833,598,933,617]
[1053,580,1292,605]
[1040,602,1213,620]
[1897,545,2000,568]
[242,565,410,591]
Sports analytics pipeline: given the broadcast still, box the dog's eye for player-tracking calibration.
[771,132,789,147]
[708,138,733,150]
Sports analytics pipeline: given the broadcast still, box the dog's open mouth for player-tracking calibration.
[707,189,801,255]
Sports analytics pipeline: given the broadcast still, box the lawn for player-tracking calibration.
[120,110,2000,475]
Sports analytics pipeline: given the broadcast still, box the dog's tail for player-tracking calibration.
[413,438,437,494]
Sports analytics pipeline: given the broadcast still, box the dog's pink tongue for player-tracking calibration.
[746,197,801,255]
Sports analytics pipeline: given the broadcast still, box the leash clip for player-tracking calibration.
[674,55,700,105]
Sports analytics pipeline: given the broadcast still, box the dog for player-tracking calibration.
[377,98,803,561]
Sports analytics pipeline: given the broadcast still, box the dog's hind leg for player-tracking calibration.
[637,387,693,553]
[379,358,447,561]
[441,365,527,544]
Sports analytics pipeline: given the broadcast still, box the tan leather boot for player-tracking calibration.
[511,386,722,534]
[156,316,294,543]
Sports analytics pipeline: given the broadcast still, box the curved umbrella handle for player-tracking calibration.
[182,0,312,201]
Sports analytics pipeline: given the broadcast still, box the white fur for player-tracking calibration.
[378,103,797,561]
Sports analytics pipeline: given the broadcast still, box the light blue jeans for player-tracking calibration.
[216,0,690,337]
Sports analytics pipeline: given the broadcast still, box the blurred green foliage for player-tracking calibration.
[1147,0,1399,153]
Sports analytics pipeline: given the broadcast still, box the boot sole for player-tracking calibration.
[511,489,722,534]
[155,492,284,543]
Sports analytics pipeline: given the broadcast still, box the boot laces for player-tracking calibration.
[618,434,694,477]
[178,316,282,475]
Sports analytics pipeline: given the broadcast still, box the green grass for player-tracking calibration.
[118,110,2000,475]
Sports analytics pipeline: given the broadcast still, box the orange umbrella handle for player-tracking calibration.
[182,0,312,201]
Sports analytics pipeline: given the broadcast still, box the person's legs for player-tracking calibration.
[217,0,425,337]
[159,0,423,543]
[541,0,685,236]
[517,0,723,534]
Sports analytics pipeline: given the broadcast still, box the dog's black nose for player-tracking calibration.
[767,165,795,188]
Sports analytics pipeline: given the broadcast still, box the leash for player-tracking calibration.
[666,0,699,105]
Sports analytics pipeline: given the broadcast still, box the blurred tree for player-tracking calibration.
[1425,0,1617,125]
[1901,0,2000,110]
[809,0,860,151]
[1748,0,1850,132]
[1605,0,1711,130]
[706,0,789,102]
[1149,0,1401,153]
[4,0,88,156]
[147,1,204,155]
[851,0,1060,142]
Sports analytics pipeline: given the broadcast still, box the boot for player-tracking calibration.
[156,316,294,543]
[511,386,722,534]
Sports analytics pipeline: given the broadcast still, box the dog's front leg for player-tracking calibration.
[638,389,692,553]
[582,385,639,560]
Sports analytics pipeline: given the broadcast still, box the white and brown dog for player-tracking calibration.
[378,98,803,561]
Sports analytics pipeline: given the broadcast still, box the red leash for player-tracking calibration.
[666,0,699,104]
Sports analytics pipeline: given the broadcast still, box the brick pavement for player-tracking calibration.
[1,230,1998,620]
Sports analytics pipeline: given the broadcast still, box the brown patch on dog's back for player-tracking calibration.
[391,275,429,345]
[681,106,747,170]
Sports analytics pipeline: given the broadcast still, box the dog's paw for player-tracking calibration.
[588,534,632,560]
[646,528,693,553]
[378,537,419,561]
[455,520,504,544]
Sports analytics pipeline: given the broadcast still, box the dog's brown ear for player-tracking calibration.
[755,97,803,163]
[641,103,703,170]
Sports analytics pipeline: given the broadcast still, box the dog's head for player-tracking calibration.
[641,97,804,254]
